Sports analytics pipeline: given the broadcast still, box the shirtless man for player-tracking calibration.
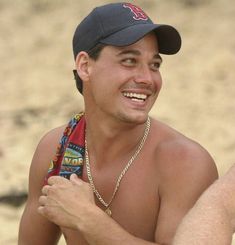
[18,3,218,245]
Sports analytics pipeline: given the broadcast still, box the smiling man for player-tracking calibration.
[18,2,218,245]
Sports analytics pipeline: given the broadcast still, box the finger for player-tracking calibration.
[37,206,44,215]
[41,185,50,195]
[41,185,58,198]
[70,174,83,186]
[48,176,68,186]
[38,195,47,206]
[37,205,50,218]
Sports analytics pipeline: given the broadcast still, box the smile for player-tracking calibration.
[122,92,147,102]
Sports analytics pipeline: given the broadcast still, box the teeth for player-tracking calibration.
[123,92,147,101]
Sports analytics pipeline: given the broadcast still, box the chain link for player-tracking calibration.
[85,117,151,209]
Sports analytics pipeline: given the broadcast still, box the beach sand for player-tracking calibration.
[0,0,234,244]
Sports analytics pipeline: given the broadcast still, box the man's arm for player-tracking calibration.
[173,164,235,245]
[18,127,64,245]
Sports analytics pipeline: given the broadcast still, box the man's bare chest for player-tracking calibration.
[62,162,160,244]
[62,197,159,245]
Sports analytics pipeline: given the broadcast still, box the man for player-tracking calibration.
[18,2,218,245]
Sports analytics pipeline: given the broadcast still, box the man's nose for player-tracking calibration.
[134,65,153,85]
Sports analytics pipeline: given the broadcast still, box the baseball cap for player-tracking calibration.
[72,2,182,93]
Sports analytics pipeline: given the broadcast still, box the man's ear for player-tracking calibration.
[75,51,91,82]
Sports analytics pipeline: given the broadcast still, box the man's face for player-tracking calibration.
[84,32,163,124]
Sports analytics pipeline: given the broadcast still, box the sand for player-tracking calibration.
[0,0,234,244]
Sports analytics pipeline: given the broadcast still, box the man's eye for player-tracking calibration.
[151,61,162,71]
[122,58,136,65]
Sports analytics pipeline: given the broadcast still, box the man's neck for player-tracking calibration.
[84,113,147,168]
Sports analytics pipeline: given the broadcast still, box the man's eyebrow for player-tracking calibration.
[116,49,141,56]
[154,54,163,62]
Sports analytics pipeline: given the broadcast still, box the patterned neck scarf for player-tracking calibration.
[44,112,85,184]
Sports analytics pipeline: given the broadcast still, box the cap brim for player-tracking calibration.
[100,23,181,55]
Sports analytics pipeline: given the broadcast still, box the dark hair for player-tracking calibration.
[88,43,106,60]
[73,43,107,94]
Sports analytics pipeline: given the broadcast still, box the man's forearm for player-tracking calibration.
[78,207,159,245]
[173,183,233,245]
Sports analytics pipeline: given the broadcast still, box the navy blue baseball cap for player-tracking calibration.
[73,2,182,93]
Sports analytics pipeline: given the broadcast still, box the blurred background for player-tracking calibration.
[0,0,234,244]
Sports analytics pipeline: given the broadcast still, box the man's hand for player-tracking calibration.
[38,174,95,229]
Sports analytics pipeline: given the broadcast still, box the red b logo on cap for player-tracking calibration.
[123,3,148,21]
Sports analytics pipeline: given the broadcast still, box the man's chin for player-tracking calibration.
[118,112,149,125]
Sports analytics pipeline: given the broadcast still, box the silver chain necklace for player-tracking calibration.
[85,117,151,216]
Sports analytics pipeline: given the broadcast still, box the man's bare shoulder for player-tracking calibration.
[150,118,218,183]
[29,125,67,182]
[149,119,217,244]
[37,125,66,152]
[33,125,66,159]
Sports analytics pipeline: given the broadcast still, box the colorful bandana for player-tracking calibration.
[44,112,85,184]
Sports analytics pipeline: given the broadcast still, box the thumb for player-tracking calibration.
[70,174,83,185]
